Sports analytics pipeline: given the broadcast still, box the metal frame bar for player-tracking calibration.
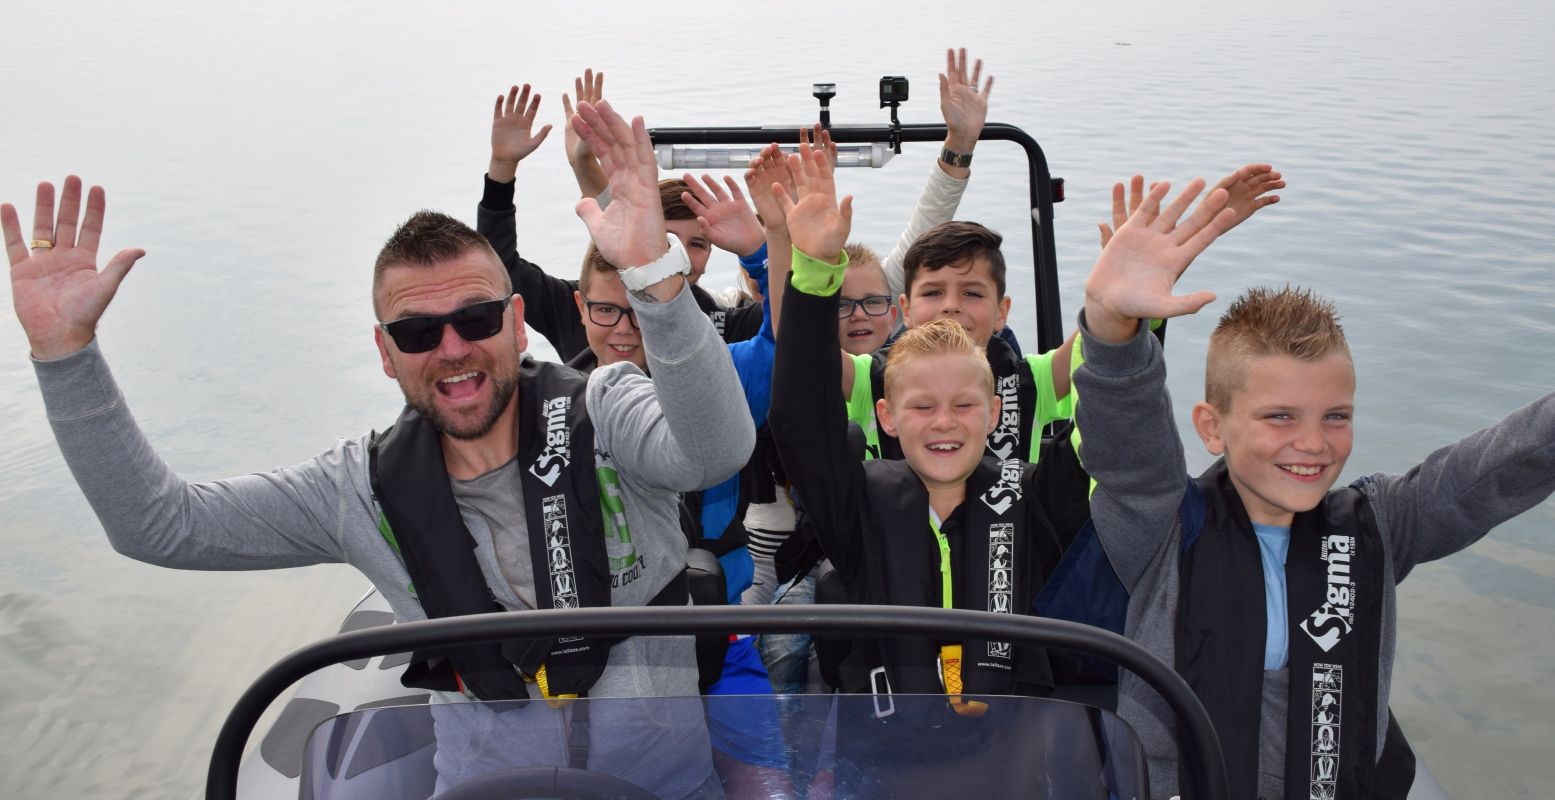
[206,605,1227,799]
[648,123,1064,354]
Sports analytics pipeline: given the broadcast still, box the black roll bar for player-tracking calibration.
[648,123,1064,354]
[206,605,1227,800]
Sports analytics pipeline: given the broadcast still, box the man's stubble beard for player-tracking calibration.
[398,350,523,441]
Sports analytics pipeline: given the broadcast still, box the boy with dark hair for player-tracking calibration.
[838,215,1076,465]
[1073,179,1555,799]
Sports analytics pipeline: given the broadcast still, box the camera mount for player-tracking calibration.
[879,75,909,154]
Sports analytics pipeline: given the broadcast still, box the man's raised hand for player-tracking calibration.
[5,176,146,359]
[489,84,553,182]
[682,174,764,258]
[1083,178,1235,344]
[570,100,668,271]
[777,128,852,265]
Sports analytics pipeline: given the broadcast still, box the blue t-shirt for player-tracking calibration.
[1253,522,1291,671]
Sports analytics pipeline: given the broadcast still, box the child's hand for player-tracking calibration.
[939,47,993,156]
[681,173,764,258]
[1083,178,1234,343]
[1097,174,1157,248]
[745,143,796,234]
[561,69,605,167]
[489,84,552,182]
[1214,163,1284,233]
[776,127,852,265]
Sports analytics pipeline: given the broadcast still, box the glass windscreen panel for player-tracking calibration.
[298,693,1146,799]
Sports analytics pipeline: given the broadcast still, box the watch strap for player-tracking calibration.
[619,238,691,292]
[940,147,974,168]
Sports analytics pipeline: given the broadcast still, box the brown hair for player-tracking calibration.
[573,180,693,296]
[577,242,618,296]
[659,179,695,221]
[1205,286,1352,410]
[883,318,994,398]
[372,211,507,317]
[901,221,1007,298]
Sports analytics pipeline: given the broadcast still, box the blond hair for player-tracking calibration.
[843,242,887,289]
[883,318,994,398]
[1205,286,1351,410]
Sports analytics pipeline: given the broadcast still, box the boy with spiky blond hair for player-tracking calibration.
[1074,181,1555,799]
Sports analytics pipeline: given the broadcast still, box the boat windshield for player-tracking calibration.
[298,692,1146,799]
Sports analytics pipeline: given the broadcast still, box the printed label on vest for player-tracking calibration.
[987,522,1015,659]
[980,459,1024,515]
[543,494,579,608]
[530,397,572,487]
[1299,534,1356,652]
[1309,663,1343,800]
[709,308,726,336]
[987,373,1021,460]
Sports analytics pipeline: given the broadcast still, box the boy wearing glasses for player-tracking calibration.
[6,98,753,796]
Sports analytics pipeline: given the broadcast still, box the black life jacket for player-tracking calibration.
[834,457,1057,699]
[863,334,1039,463]
[1180,460,1415,800]
[368,358,685,701]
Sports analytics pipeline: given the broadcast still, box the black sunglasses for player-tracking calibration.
[838,295,892,319]
[380,298,510,354]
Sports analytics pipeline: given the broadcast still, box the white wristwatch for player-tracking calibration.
[619,238,691,293]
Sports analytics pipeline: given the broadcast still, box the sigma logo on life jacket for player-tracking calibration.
[530,397,572,487]
[1299,534,1357,652]
[987,523,1015,658]
[709,309,726,336]
[986,374,1021,460]
[542,495,579,608]
[980,459,1024,515]
[1308,663,1343,799]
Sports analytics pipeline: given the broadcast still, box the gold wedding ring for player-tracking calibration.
[30,239,54,250]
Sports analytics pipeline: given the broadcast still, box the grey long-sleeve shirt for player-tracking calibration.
[33,279,754,704]
[1073,315,1555,799]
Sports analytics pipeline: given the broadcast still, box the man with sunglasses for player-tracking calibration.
[5,97,754,797]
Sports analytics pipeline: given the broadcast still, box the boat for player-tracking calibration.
[220,602,1224,799]
[227,91,1453,799]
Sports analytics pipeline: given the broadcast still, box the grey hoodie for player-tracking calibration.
[1072,314,1555,799]
[32,279,754,797]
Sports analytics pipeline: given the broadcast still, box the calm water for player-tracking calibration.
[2,0,1552,796]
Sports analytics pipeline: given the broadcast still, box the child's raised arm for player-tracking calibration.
[1075,178,1234,587]
[478,83,591,360]
[767,135,871,577]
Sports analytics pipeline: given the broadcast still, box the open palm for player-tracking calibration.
[571,101,667,269]
[491,83,552,165]
[777,129,852,262]
[1085,179,1233,325]
[5,177,144,359]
